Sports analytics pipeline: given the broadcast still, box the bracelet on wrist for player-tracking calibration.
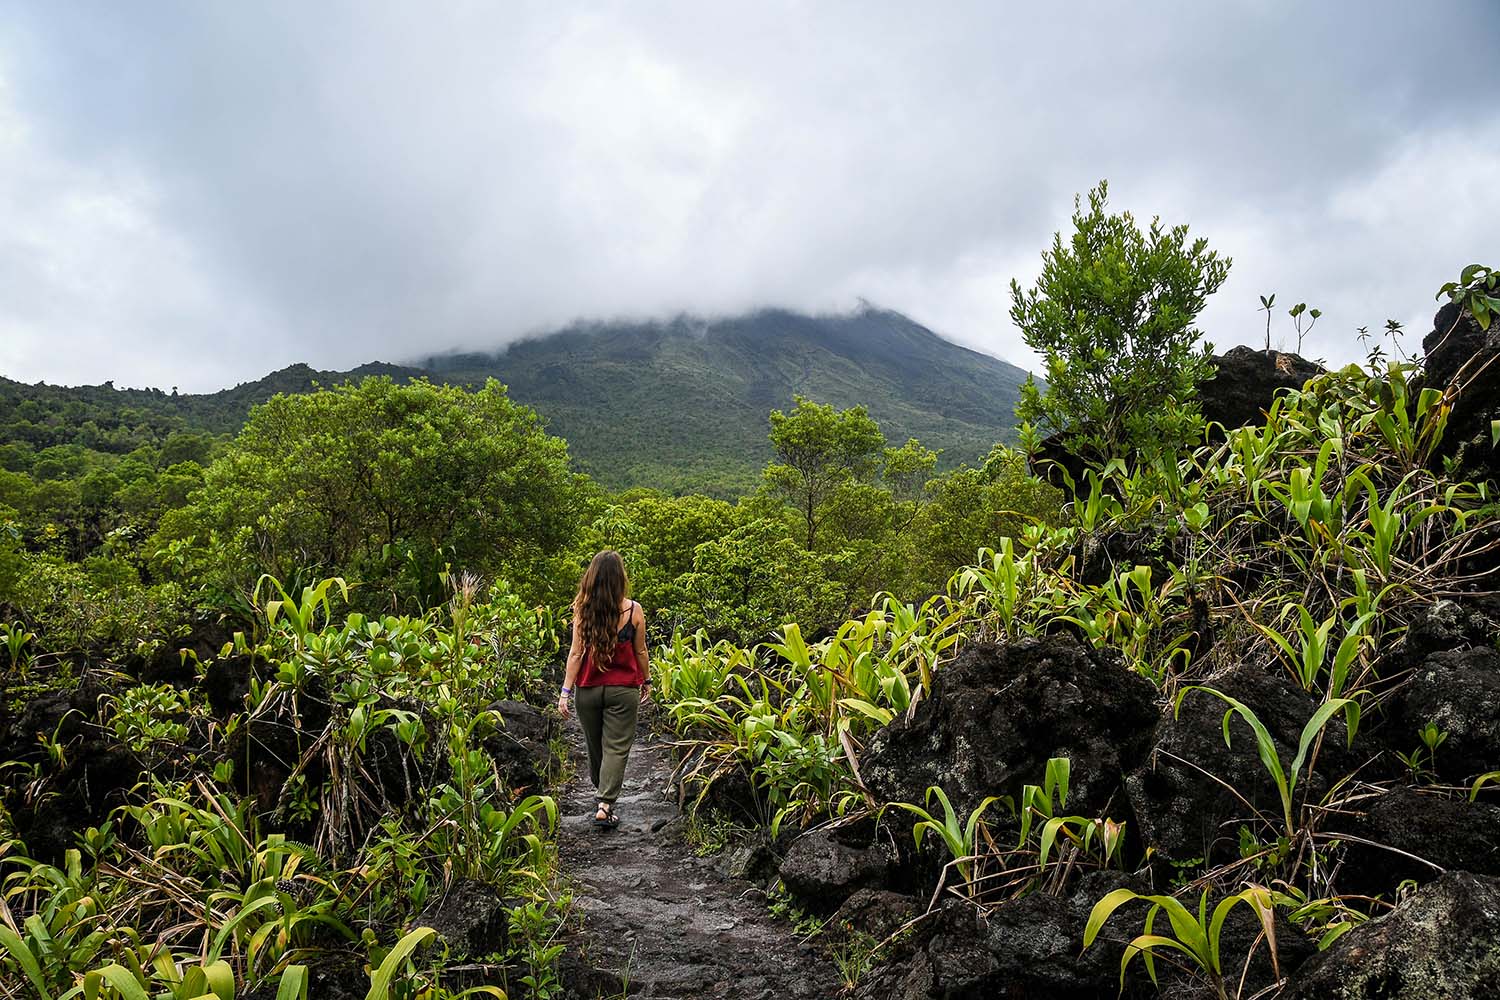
[560,687,572,695]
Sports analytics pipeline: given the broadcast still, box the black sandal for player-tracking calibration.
[593,804,619,830]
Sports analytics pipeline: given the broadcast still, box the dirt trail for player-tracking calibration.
[558,709,838,999]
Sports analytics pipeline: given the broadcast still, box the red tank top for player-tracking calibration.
[579,601,645,687]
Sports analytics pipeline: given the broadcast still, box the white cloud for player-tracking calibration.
[0,1,1495,389]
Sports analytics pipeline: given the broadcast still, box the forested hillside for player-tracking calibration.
[4,169,1496,999]
[421,305,1027,494]
[0,306,1027,496]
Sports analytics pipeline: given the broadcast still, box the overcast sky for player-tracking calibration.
[1,2,1496,392]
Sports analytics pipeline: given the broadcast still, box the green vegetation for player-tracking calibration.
[1,579,564,998]
[3,173,1495,997]
[1011,180,1229,465]
[154,378,589,610]
[649,260,1500,994]
[0,308,1051,997]
[1083,884,1278,999]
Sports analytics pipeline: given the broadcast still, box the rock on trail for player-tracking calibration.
[557,710,838,1000]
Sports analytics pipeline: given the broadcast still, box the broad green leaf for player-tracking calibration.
[276,966,310,1000]
[1083,888,1141,948]
[94,967,150,1000]
[0,925,52,1000]
[1289,698,1355,792]
[366,927,437,1000]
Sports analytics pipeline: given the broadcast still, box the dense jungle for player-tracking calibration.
[3,188,1499,999]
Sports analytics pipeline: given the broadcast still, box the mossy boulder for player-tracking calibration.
[1284,871,1500,999]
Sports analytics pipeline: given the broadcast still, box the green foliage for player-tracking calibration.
[888,786,1007,893]
[1083,884,1278,999]
[902,446,1063,596]
[572,491,747,616]
[0,582,564,999]
[669,517,849,641]
[1011,180,1229,464]
[765,396,888,549]
[154,378,590,609]
[658,595,963,831]
[1436,262,1499,331]
[103,684,197,760]
[2,552,187,656]
[1175,687,1354,841]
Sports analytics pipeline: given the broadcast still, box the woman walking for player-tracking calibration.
[558,550,651,829]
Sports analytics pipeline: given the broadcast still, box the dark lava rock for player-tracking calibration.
[720,832,786,885]
[245,954,367,1000]
[824,888,918,948]
[2,671,116,764]
[416,879,511,958]
[558,954,628,999]
[224,688,332,813]
[480,700,556,793]
[1029,345,1324,490]
[131,618,235,686]
[1391,646,1500,783]
[852,872,1154,1000]
[777,827,897,912]
[15,741,142,863]
[1399,597,1500,666]
[201,654,262,717]
[1284,871,1500,999]
[673,743,761,824]
[1074,522,1186,589]
[863,637,1159,821]
[1200,346,1324,433]
[1125,660,1354,863]
[1337,785,1500,897]
[1030,431,1090,492]
[855,869,1311,1000]
[1421,300,1500,485]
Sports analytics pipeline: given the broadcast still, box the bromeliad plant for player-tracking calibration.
[888,786,1008,895]
[1083,883,1280,999]
[1174,687,1355,847]
[1,570,568,1000]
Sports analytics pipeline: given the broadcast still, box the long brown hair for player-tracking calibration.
[574,550,630,667]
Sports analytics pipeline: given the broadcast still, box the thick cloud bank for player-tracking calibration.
[1,1,1496,390]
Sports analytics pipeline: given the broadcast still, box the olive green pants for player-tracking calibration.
[575,685,640,805]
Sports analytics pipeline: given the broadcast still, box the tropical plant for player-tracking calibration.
[1174,687,1355,843]
[1011,180,1230,465]
[888,786,1008,893]
[1083,884,1279,999]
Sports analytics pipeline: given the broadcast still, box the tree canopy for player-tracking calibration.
[156,378,590,607]
[1011,180,1230,466]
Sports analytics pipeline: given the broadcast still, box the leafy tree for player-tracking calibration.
[671,517,848,640]
[901,446,1062,594]
[1011,180,1230,465]
[574,491,746,615]
[765,397,886,548]
[156,378,590,607]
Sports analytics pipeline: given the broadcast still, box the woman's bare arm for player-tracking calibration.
[558,615,583,718]
[634,603,652,702]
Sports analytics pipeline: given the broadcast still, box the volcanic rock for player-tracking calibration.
[863,637,1159,821]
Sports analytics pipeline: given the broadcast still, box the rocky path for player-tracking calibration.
[557,708,838,999]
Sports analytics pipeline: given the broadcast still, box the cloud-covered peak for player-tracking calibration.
[1,1,1496,390]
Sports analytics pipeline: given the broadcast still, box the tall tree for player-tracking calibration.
[1011,181,1230,466]
[156,377,590,606]
[764,397,885,548]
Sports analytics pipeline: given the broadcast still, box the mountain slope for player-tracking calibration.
[419,306,1027,494]
[1,307,1027,496]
